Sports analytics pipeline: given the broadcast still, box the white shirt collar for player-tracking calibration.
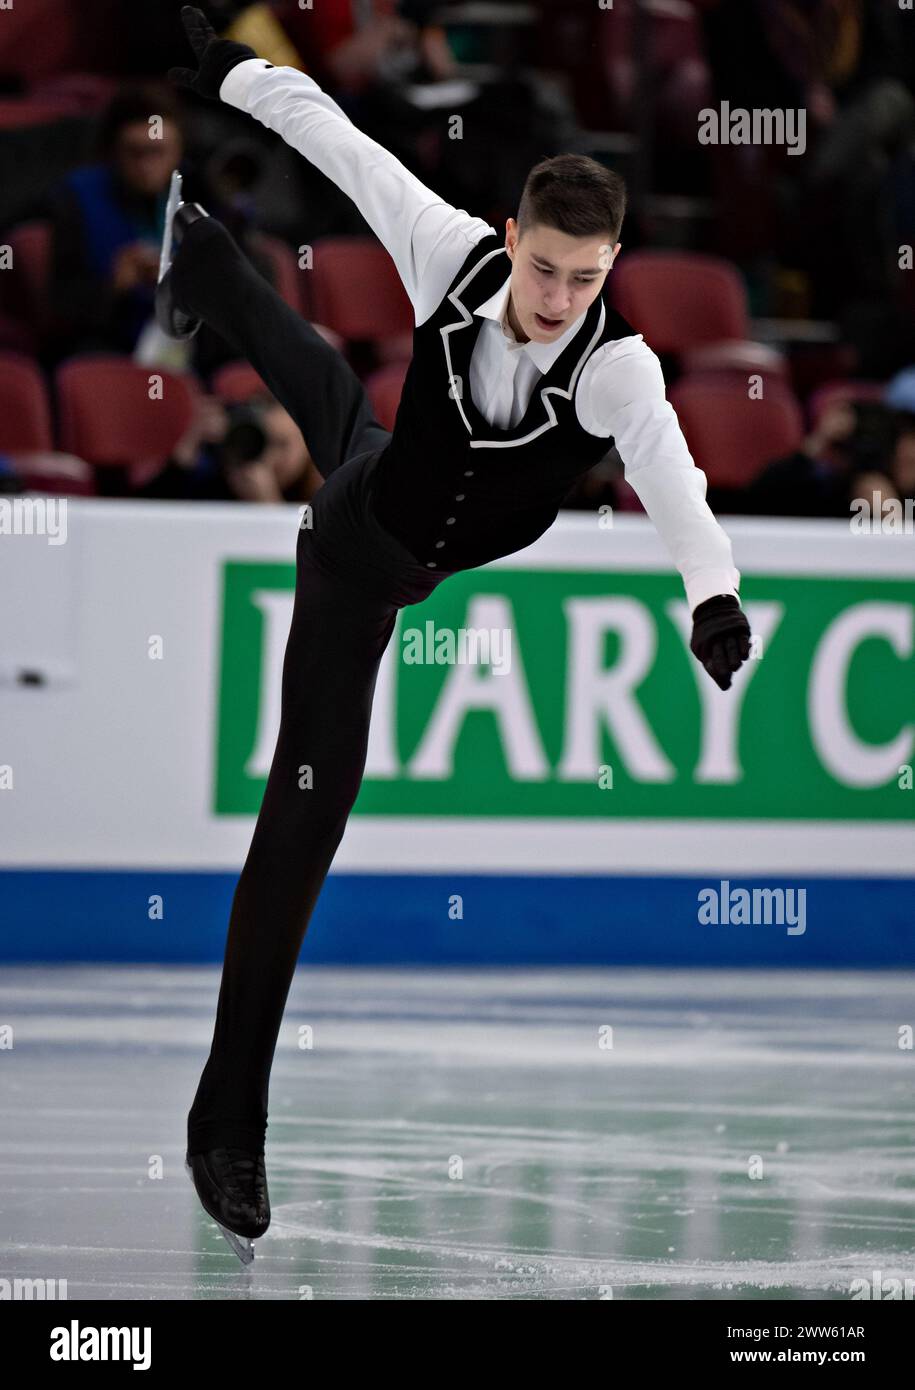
[473,269,587,371]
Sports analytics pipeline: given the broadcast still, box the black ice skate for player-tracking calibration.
[185,1147,271,1266]
[155,168,208,340]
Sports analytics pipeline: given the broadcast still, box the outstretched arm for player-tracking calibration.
[169,7,495,325]
[580,335,751,689]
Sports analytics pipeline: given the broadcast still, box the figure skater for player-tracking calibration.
[159,7,751,1263]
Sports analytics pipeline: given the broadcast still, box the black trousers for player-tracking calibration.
[172,216,454,1154]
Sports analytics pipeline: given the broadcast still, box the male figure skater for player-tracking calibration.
[162,8,751,1262]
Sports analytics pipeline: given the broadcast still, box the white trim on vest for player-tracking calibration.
[440,246,607,449]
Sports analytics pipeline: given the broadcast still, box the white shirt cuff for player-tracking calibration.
[220,57,276,107]
[685,573,741,615]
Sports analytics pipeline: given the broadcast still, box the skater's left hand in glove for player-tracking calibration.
[690,595,752,691]
[168,5,266,100]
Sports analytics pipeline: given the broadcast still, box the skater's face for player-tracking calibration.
[114,119,183,197]
[504,220,620,344]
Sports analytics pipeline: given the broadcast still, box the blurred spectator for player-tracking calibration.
[137,390,321,502]
[701,0,914,327]
[279,0,464,188]
[888,412,915,504]
[742,399,902,518]
[790,0,915,317]
[42,78,298,376]
[0,453,22,494]
[121,1,299,75]
[848,469,900,523]
[884,367,915,416]
[275,0,454,94]
[276,0,568,229]
[258,395,324,502]
[216,394,322,502]
[197,2,303,69]
[132,392,228,497]
[45,83,183,360]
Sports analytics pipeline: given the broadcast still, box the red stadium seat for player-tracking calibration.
[0,0,120,84]
[611,251,749,355]
[669,376,804,490]
[544,0,712,141]
[29,72,119,115]
[0,312,35,354]
[211,325,345,405]
[0,99,81,129]
[55,356,197,472]
[680,340,788,379]
[0,352,53,451]
[305,237,415,345]
[251,232,306,314]
[211,362,268,405]
[364,361,408,432]
[807,379,887,430]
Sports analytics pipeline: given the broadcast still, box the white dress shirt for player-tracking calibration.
[220,59,740,612]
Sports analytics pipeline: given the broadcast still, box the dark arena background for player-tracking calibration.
[0,0,913,1346]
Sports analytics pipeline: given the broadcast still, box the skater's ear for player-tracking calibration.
[601,242,622,272]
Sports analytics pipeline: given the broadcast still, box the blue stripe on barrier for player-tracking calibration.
[0,869,912,965]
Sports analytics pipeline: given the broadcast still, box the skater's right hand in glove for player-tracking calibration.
[168,5,267,100]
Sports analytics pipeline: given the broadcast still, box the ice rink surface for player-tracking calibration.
[1,965,913,1300]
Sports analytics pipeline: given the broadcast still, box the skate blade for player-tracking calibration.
[216,1221,255,1266]
[158,169,184,284]
[185,1158,256,1267]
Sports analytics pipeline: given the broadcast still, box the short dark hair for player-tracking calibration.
[516,154,626,245]
[95,83,184,159]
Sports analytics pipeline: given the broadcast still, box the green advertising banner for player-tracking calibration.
[214,561,915,823]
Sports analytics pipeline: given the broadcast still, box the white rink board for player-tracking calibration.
[0,500,912,875]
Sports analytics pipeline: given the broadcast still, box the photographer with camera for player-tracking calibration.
[137,391,321,501]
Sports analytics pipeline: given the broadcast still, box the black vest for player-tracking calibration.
[370,231,637,572]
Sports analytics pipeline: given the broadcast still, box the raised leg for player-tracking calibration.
[170,215,391,478]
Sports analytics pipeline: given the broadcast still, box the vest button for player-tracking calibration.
[426,561,437,568]
[464,470,474,477]
[435,540,445,548]
[454,493,465,501]
[445,516,456,524]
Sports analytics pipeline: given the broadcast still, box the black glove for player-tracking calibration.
[690,594,751,691]
[168,5,267,101]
